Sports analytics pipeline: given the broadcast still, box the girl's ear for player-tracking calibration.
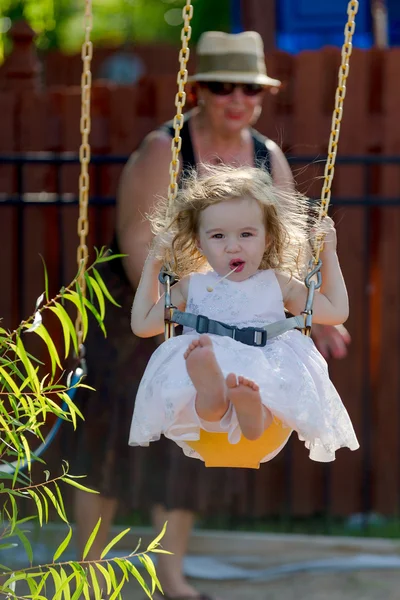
[196,237,202,251]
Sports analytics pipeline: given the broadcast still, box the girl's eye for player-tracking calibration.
[241,232,253,238]
[212,233,224,239]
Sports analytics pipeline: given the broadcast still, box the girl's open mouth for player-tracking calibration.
[229,259,245,273]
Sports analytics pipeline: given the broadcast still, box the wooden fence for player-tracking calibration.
[2,25,400,518]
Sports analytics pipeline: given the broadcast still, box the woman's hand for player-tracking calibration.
[311,323,351,360]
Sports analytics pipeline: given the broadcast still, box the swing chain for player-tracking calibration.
[167,0,193,208]
[75,0,93,355]
[312,0,359,263]
[163,1,193,340]
[304,0,358,336]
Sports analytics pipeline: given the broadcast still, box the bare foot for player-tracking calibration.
[226,373,273,440]
[185,334,229,421]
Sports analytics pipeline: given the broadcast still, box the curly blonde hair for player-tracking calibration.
[150,164,313,279]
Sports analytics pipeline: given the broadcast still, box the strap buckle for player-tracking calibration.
[234,326,267,347]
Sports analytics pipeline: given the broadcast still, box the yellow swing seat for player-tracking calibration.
[186,419,292,469]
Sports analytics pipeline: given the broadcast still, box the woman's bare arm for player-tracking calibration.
[266,139,295,192]
[116,130,173,289]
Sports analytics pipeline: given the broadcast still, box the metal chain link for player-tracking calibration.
[313,0,359,262]
[75,0,93,353]
[167,0,193,213]
[304,0,358,336]
[164,0,193,340]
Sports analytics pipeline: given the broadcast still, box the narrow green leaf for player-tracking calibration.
[100,528,130,559]
[71,579,84,600]
[48,305,76,359]
[15,336,40,393]
[96,254,123,264]
[89,564,101,600]
[8,493,18,533]
[87,275,106,320]
[35,569,50,597]
[53,527,72,562]
[140,554,161,594]
[61,568,73,600]
[50,567,63,600]
[82,577,91,600]
[0,366,21,396]
[108,573,125,600]
[125,562,152,598]
[82,517,101,560]
[113,558,128,581]
[27,490,43,526]
[20,434,31,472]
[29,324,62,378]
[26,572,39,597]
[54,483,67,524]
[63,292,88,340]
[84,272,95,305]
[15,527,33,564]
[43,486,68,524]
[93,268,121,307]
[40,255,50,302]
[95,563,112,596]
[146,521,167,552]
[82,297,106,336]
[39,490,49,523]
[107,563,118,592]
[62,478,99,494]
[0,543,18,550]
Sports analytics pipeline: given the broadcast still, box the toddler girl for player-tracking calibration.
[129,165,359,463]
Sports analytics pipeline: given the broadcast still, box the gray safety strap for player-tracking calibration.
[170,311,304,345]
[263,315,305,338]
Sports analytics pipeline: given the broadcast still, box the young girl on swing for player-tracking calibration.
[129,165,359,463]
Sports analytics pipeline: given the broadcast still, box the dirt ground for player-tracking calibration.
[124,569,400,600]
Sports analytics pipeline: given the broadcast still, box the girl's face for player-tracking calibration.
[198,83,264,136]
[197,197,267,281]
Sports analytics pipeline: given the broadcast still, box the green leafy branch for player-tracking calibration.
[0,521,169,600]
[0,248,121,472]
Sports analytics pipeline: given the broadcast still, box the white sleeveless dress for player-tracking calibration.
[129,270,359,462]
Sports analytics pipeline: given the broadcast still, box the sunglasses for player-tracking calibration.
[201,81,265,97]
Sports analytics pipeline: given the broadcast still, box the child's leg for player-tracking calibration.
[226,374,273,441]
[184,334,229,421]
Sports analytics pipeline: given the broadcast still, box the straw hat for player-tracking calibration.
[190,31,281,88]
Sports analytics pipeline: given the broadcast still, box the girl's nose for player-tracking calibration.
[226,239,241,253]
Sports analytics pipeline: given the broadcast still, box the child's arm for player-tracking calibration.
[131,247,189,338]
[276,217,349,326]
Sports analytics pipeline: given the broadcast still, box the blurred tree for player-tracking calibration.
[0,0,231,60]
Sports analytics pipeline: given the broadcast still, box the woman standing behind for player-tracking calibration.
[72,31,350,600]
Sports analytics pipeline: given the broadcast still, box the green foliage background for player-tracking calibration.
[0,0,231,60]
